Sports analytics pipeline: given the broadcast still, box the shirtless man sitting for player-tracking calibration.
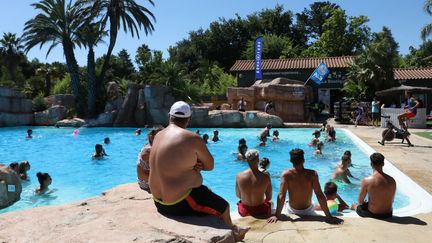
[268,148,342,224]
[354,153,395,219]
[331,155,354,184]
[149,101,249,241]
[236,150,272,217]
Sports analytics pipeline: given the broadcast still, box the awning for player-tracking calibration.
[375,85,432,96]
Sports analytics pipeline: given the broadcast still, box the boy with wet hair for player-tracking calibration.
[92,144,107,160]
[259,157,270,173]
[237,138,248,160]
[26,129,33,139]
[211,130,220,142]
[310,130,320,146]
[315,182,350,212]
[272,130,279,141]
[35,172,52,194]
[315,141,324,155]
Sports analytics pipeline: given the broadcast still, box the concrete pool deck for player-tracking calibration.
[237,124,432,242]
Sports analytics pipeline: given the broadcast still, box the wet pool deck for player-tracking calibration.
[236,124,432,243]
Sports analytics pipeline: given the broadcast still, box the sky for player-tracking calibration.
[0,0,430,66]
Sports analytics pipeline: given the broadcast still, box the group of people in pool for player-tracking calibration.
[134,101,397,241]
[18,130,53,194]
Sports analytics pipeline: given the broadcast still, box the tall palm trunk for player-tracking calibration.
[44,75,51,97]
[96,17,118,102]
[62,39,83,115]
[87,46,97,117]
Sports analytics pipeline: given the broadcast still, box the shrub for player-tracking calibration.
[32,93,47,112]
[52,75,71,95]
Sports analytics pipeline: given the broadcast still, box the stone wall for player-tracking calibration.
[227,78,313,122]
[0,87,34,127]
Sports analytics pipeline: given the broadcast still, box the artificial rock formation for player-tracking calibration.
[0,164,22,209]
[0,87,34,126]
[34,105,67,126]
[227,78,313,122]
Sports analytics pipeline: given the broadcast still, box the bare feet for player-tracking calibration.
[232,225,250,242]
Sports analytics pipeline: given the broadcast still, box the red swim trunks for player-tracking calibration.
[405,110,416,119]
[237,200,271,217]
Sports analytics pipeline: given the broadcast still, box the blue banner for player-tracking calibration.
[254,37,263,80]
[310,62,330,84]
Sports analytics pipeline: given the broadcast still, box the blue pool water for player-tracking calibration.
[0,127,409,213]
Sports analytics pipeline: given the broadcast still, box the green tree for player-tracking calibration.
[421,0,432,40]
[242,35,300,59]
[78,22,107,116]
[22,0,85,114]
[402,41,432,67]
[78,0,155,102]
[295,1,341,40]
[0,32,24,84]
[302,9,370,57]
[36,64,63,96]
[135,44,164,82]
[343,27,399,100]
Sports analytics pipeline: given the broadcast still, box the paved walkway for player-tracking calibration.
[236,124,432,243]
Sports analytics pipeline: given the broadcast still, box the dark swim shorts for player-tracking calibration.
[356,202,392,219]
[154,185,228,216]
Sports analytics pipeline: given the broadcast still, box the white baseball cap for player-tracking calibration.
[169,101,192,118]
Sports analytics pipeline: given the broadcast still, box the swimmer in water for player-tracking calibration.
[212,130,220,142]
[315,141,324,155]
[35,172,52,194]
[104,137,110,144]
[272,130,279,141]
[92,144,108,160]
[26,129,33,139]
[202,134,209,144]
[237,138,248,160]
[135,129,142,136]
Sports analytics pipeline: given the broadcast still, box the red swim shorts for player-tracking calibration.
[237,200,271,217]
[405,110,416,119]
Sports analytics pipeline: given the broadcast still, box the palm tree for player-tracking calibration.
[422,0,432,40]
[36,65,63,96]
[0,32,24,83]
[22,0,85,115]
[77,0,155,102]
[78,23,107,116]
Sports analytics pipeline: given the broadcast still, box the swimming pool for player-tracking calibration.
[0,127,430,216]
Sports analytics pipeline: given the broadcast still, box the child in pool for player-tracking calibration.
[332,155,354,183]
[92,144,108,160]
[314,141,324,155]
[237,138,248,160]
[259,157,270,173]
[202,134,209,144]
[35,172,52,194]
[272,130,279,141]
[314,181,352,212]
[310,130,320,146]
[259,135,267,147]
[212,130,220,142]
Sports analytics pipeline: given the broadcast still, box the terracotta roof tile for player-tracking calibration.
[394,67,432,80]
[230,56,355,72]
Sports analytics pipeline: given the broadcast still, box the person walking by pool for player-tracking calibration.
[314,141,324,155]
[331,155,354,184]
[354,103,364,128]
[314,182,351,212]
[104,137,110,144]
[267,148,342,224]
[237,138,248,160]
[137,127,163,192]
[353,153,395,219]
[310,130,320,146]
[236,150,272,217]
[149,101,249,241]
[211,130,220,142]
[92,144,107,160]
[35,172,52,194]
[238,97,247,112]
[26,129,32,139]
[371,97,381,127]
[397,91,420,131]
[202,134,209,144]
[272,130,279,141]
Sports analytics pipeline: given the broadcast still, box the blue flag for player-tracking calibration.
[310,62,330,84]
[254,37,263,80]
